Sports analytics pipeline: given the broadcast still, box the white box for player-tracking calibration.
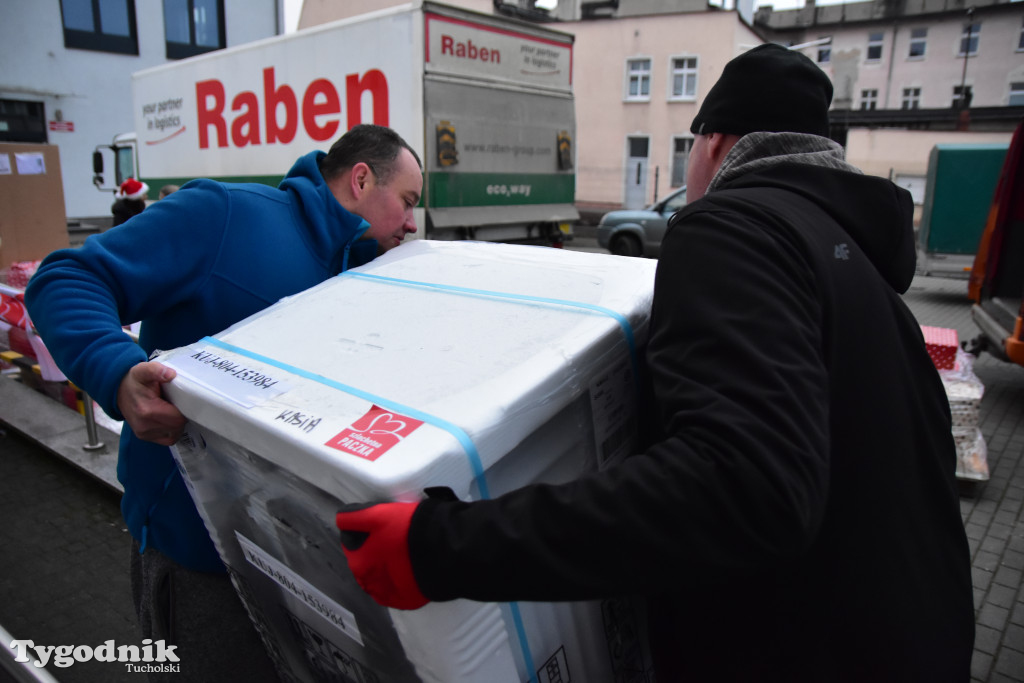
[159,241,657,683]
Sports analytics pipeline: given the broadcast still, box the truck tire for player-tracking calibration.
[609,233,642,257]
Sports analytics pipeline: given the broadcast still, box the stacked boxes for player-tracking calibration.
[917,326,986,480]
[921,325,959,370]
[938,347,989,482]
[159,241,658,683]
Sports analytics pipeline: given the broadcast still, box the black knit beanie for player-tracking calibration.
[690,43,833,137]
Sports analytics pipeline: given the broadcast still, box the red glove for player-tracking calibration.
[336,502,428,610]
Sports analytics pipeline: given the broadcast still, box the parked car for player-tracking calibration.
[596,186,687,257]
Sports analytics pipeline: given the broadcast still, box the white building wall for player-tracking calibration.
[0,1,280,223]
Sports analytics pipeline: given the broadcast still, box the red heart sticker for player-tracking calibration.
[325,405,424,461]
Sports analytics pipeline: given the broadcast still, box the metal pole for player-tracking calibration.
[959,8,974,109]
[81,391,105,451]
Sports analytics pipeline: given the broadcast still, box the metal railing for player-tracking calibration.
[0,623,61,683]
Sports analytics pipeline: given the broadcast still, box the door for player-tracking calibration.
[624,136,649,210]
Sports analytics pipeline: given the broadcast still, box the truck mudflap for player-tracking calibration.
[966,118,1024,366]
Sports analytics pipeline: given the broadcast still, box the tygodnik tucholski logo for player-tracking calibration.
[9,638,180,673]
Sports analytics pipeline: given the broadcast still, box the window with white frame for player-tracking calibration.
[867,32,884,61]
[860,89,878,110]
[1009,82,1024,107]
[670,57,698,100]
[671,137,692,187]
[958,22,980,57]
[626,58,652,101]
[908,28,927,58]
[901,87,921,110]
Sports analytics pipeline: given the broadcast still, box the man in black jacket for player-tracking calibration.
[336,44,975,681]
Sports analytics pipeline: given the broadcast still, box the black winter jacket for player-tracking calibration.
[409,159,975,682]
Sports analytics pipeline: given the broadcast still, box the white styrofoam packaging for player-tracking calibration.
[158,240,658,683]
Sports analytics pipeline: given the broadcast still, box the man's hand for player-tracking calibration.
[336,502,428,610]
[116,361,187,446]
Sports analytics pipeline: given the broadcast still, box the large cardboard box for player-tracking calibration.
[0,143,69,269]
[160,241,658,683]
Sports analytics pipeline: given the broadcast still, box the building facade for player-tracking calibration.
[756,0,1024,138]
[559,9,761,209]
[0,0,283,223]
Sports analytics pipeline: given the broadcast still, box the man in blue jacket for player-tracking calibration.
[26,124,422,682]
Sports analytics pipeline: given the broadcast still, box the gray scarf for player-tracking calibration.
[706,131,861,194]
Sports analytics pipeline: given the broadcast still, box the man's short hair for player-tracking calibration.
[319,124,422,184]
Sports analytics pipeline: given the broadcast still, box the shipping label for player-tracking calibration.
[236,532,364,646]
[163,346,293,408]
[589,356,636,469]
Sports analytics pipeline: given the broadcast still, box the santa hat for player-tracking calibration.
[116,177,150,200]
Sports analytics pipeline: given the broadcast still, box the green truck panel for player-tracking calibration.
[920,143,1009,255]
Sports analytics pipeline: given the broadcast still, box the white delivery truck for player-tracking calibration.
[92,1,577,245]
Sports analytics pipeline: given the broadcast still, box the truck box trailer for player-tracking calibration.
[917,141,1009,277]
[92,1,577,245]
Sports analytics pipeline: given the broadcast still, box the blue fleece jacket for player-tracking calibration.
[26,151,378,572]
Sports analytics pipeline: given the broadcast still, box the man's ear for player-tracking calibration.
[706,132,740,166]
[350,161,373,198]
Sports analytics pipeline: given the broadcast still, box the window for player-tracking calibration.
[953,85,973,108]
[908,28,927,59]
[867,32,884,61]
[1019,19,1023,51]
[670,57,698,100]
[859,89,878,111]
[1009,82,1024,107]
[59,0,138,55]
[818,45,831,64]
[671,137,692,187]
[901,87,921,110]
[0,99,47,144]
[164,0,225,59]
[958,23,980,57]
[626,59,652,101]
